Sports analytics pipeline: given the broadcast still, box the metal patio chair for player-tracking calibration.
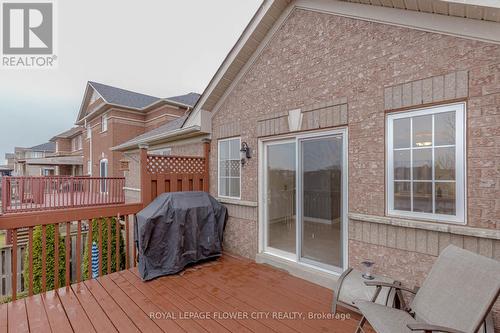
[355,245,500,333]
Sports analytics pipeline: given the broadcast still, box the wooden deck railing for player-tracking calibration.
[0,202,142,300]
[1,176,125,214]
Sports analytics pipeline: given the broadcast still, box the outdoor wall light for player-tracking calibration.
[361,259,375,280]
[240,142,251,165]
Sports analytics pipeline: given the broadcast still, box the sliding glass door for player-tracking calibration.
[299,135,344,270]
[262,130,347,272]
[265,141,296,257]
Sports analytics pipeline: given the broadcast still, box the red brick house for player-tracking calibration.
[11,142,56,176]
[116,0,500,328]
[74,81,199,180]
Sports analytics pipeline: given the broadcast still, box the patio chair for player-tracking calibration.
[355,245,500,333]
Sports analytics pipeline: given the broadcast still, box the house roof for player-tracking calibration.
[76,81,200,124]
[0,165,13,171]
[112,115,190,151]
[50,127,83,141]
[88,81,161,109]
[166,92,200,107]
[183,0,500,129]
[30,142,56,152]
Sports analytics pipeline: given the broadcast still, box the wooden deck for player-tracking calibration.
[0,255,366,333]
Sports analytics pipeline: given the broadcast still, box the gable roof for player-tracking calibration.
[50,127,83,141]
[76,81,200,124]
[184,0,500,129]
[88,81,161,109]
[30,142,56,152]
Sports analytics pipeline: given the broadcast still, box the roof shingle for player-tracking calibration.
[30,142,56,152]
[89,81,161,109]
[166,92,200,107]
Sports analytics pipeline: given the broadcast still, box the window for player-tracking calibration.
[218,137,241,198]
[87,126,92,139]
[71,136,82,151]
[99,159,108,192]
[28,151,43,158]
[387,103,465,223]
[101,114,108,132]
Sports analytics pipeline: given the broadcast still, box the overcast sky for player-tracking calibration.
[0,0,262,164]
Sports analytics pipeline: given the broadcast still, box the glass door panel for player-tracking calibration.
[265,142,296,254]
[300,135,343,269]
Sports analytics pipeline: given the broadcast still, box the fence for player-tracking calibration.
[1,176,125,213]
[0,142,211,300]
[140,142,210,206]
[0,203,142,300]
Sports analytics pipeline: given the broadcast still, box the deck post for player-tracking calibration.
[139,144,150,208]
[202,139,211,193]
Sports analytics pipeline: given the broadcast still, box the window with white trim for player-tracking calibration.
[386,103,465,223]
[218,137,241,198]
[101,114,108,132]
[72,135,82,151]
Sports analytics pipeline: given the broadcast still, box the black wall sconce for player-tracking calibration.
[240,142,251,165]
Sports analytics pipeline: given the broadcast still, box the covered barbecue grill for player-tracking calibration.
[135,191,227,281]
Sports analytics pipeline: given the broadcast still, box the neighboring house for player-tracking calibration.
[47,127,85,176]
[6,129,84,177]
[74,81,199,181]
[11,142,56,176]
[114,0,500,327]
[4,153,15,171]
[0,166,12,177]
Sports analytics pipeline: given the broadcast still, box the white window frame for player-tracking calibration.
[101,114,108,132]
[99,159,108,193]
[76,135,82,150]
[217,137,241,199]
[386,103,466,224]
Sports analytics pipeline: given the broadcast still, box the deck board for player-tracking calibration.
[57,286,96,333]
[120,269,209,333]
[0,303,7,333]
[2,254,369,332]
[71,282,118,333]
[97,275,163,333]
[170,276,275,333]
[180,270,295,333]
[170,259,330,332]
[84,279,140,333]
[42,290,73,333]
[158,275,253,333]
[108,272,185,333]
[7,299,29,333]
[25,294,51,333]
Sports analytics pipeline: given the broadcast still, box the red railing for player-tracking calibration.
[0,203,142,300]
[1,176,125,214]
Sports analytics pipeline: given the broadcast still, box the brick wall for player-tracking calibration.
[209,8,500,328]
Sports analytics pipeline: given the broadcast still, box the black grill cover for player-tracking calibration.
[135,191,227,281]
